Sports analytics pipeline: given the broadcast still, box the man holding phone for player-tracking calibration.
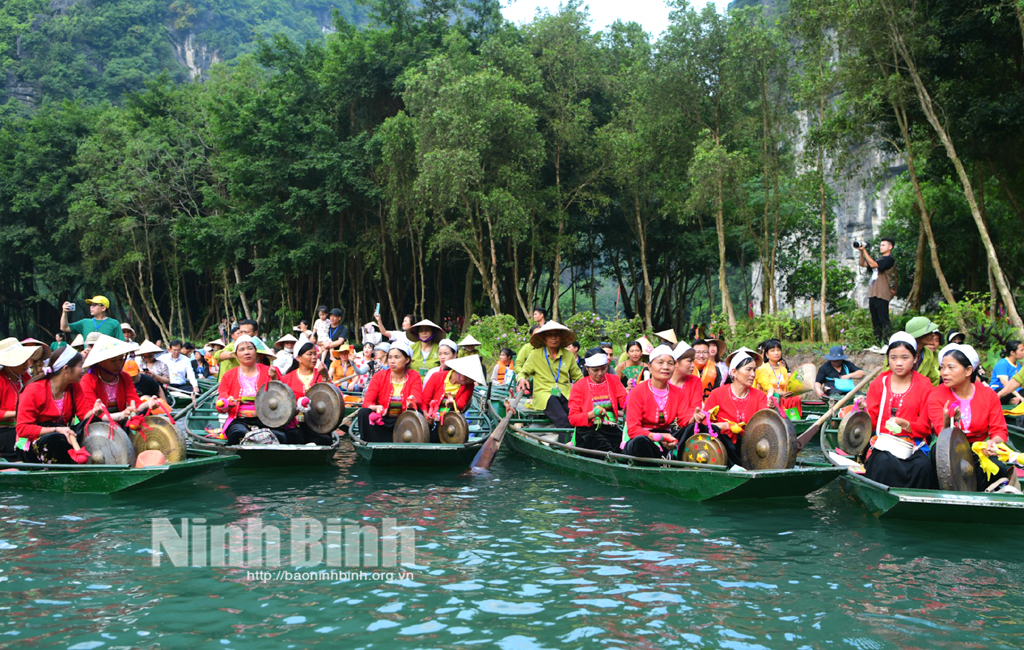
[61,295,125,341]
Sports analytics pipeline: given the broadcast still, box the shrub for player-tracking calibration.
[464,314,530,360]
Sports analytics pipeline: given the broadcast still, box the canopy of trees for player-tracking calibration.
[1,0,1022,343]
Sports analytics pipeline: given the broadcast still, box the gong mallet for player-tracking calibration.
[462,389,525,476]
[795,365,884,450]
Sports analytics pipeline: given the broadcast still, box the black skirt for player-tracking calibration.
[864,448,938,490]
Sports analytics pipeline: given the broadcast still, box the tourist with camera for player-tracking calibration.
[856,238,896,347]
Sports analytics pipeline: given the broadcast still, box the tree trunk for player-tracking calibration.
[817,165,829,344]
[233,264,251,320]
[886,5,1024,331]
[635,191,653,329]
[907,215,926,311]
[714,177,737,329]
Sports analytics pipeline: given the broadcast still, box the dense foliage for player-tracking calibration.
[1,0,1022,346]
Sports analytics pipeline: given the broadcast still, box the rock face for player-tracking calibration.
[168,29,221,80]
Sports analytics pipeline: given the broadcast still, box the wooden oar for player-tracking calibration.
[462,389,524,476]
[795,365,884,450]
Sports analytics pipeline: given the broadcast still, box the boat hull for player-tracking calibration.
[0,449,237,494]
[505,426,843,502]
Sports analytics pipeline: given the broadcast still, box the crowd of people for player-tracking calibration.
[0,296,1021,495]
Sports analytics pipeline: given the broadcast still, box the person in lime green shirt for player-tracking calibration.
[408,319,444,377]
[516,321,583,428]
[60,295,124,342]
[214,319,258,381]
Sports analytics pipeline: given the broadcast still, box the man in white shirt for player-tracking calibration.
[159,339,199,395]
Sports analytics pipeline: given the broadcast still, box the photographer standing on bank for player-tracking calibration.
[856,237,896,346]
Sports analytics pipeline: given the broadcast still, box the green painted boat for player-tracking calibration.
[349,391,495,466]
[0,448,237,494]
[504,424,845,501]
[181,385,341,468]
[484,385,844,501]
[820,418,1024,523]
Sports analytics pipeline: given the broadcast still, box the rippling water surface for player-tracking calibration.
[1,441,1022,649]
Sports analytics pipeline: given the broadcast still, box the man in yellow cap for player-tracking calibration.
[61,295,125,341]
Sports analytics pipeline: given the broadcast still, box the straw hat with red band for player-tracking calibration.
[529,321,577,349]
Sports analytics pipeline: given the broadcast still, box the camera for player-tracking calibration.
[67,303,76,312]
[851,240,867,250]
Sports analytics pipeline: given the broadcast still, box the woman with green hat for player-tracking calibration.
[516,321,584,427]
[902,316,941,386]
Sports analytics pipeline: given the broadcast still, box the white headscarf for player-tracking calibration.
[584,352,609,368]
[45,345,79,375]
[439,338,458,354]
[648,345,675,363]
[939,343,980,370]
[887,331,917,352]
[729,351,753,372]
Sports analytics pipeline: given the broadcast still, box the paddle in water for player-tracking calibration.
[461,389,525,477]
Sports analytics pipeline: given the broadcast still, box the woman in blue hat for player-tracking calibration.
[814,346,865,398]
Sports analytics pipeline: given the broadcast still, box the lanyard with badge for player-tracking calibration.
[545,349,563,397]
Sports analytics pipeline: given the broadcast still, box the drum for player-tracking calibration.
[438,412,469,444]
[255,381,297,429]
[84,422,136,466]
[305,383,345,434]
[393,411,429,443]
[741,409,797,470]
[680,433,727,466]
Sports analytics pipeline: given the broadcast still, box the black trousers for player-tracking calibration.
[0,427,18,461]
[574,424,623,452]
[225,417,288,445]
[544,394,572,431]
[864,448,938,490]
[868,297,891,344]
[356,408,398,442]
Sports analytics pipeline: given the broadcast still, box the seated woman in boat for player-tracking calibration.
[990,340,1023,405]
[707,338,729,378]
[753,339,803,417]
[281,334,333,445]
[205,339,224,377]
[422,355,482,442]
[615,340,650,391]
[409,319,445,377]
[490,347,516,386]
[273,334,299,376]
[516,321,584,428]
[860,333,937,489]
[347,342,375,393]
[80,335,159,423]
[701,348,769,467]
[568,348,629,451]
[692,339,723,401]
[329,345,358,390]
[622,345,701,459]
[669,342,699,391]
[814,346,865,399]
[216,335,285,445]
[136,340,170,387]
[16,346,102,464]
[928,343,1016,492]
[425,338,459,381]
[0,340,44,460]
[654,329,678,347]
[357,340,423,442]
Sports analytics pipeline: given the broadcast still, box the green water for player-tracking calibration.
[1,443,1022,649]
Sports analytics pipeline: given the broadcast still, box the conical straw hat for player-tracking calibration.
[446,355,486,385]
[83,334,140,368]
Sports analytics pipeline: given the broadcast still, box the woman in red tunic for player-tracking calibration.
[568,348,629,451]
[216,335,278,445]
[16,346,100,463]
[357,340,424,442]
[421,355,483,443]
[702,348,769,467]
[0,341,43,460]
[80,335,155,424]
[927,343,1013,491]
[862,333,937,489]
[623,345,703,459]
[280,335,332,445]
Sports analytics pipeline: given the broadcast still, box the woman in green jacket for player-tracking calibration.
[516,321,583,428]
[408,319,444,378]
[903,316,941,386]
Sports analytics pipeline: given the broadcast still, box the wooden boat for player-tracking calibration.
[0,448,237,494]
[349,391,495,466]
[181,385,340,468]
[821,416,1024,523]
[486,386,844,501]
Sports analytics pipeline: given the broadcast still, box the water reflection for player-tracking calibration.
[0,452,1021,648]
